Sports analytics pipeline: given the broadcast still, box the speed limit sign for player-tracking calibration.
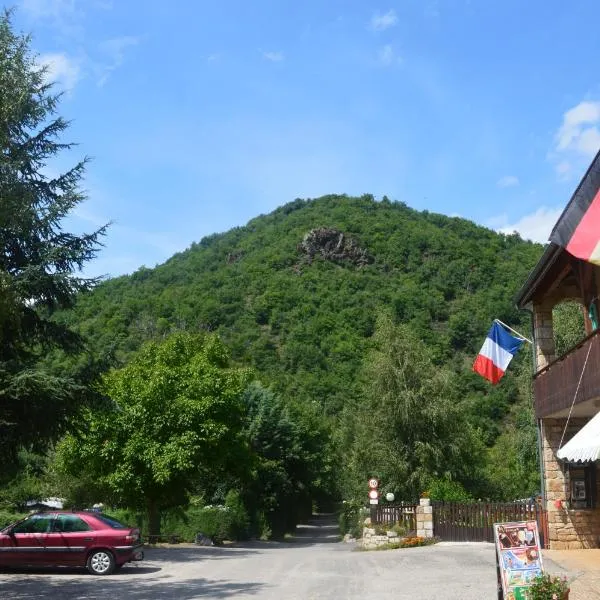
[368,478,378,489]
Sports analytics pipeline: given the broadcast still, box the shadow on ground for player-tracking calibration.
[0,575,265,599]
[0,514,342,598]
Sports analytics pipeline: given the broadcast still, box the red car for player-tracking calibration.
[0,511,144,575]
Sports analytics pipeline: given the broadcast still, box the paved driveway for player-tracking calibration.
[0,540,498,599]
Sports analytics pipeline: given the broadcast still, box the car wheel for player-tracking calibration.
[87,549,116,575]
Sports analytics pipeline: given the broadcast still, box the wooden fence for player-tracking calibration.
[433,501,548,547]
[372,502,418,533]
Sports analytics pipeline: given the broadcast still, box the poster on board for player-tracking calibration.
[494,521,543,600]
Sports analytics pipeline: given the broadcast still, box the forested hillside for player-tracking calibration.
[56,194,544,502]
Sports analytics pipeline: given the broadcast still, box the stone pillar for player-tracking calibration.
[416,497,433,538]
[532,303,556,370]
[541,419,568,512]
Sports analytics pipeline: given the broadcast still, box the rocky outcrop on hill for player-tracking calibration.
[297,228,372,267]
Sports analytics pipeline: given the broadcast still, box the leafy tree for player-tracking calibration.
[342,312,485,501]
[553,301,586,357]
[0,11,107,478]
[56,332,251,535]
[242,382,336,537]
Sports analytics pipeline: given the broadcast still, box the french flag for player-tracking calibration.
[473,322,525,385]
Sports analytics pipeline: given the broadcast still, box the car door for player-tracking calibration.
[48,514,96,566]
[2,514,54,566]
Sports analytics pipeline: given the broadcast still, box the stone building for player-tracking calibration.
[516,157,600,549]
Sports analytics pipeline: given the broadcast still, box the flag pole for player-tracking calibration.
[494,319,533,344]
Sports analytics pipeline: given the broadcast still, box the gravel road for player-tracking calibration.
[0,515,499,599]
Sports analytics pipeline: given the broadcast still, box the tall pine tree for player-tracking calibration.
[0,10,107,478]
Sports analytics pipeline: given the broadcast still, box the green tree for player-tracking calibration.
[242,382,336,537]
[343,312,485,501]
[57,332,251,535]
[0,11,107,478]
[553,301,586,357]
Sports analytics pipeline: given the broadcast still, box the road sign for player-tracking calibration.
[368,489,379,500]
[368,478,379,489]
[369,499,379,505]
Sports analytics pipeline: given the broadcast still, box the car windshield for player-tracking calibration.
[94,514,128,529]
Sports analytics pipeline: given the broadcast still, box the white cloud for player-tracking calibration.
[20,0,76,20]
[551,100,600,177]
[574,126,600,156]
[556,101,600,153]
[496,175,519,188]
[494,206,564,243]
[21,0,110,19]
[38,52,81,91]
[556,160,571,179]
[262,51,284,62]
[20,0,111,38]
[96,36,139,86]
[370,9,398,31]
[378,44,401,67]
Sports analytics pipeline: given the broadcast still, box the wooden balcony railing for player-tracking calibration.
[534,328,600,418]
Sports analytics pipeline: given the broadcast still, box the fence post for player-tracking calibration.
[416,497,433,538]
[370,504,377,524]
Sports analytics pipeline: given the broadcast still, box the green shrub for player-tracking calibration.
[427,478,472,502]
[224,490,250,540]
[528,573,570,600]
[339,500,364,538]
[256,512,271,540]
[170,506,231,544]
[103,491,251,544]
[0,510,28,529]
[105,508,146,530]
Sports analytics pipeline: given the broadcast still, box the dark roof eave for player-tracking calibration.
[515,243,563,308]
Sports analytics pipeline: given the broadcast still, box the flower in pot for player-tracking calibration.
[528,573,570,600]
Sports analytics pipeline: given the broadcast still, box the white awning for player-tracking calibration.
[556,411,600,462]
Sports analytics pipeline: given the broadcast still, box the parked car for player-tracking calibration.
[0,511,144,575]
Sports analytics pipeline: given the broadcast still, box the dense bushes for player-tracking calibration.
[107,491,250,544]
[338,500,365,539]
[0,510,27,529]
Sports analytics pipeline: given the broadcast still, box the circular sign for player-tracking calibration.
[368,490,379,500]
[368,478,379,489]
[385,493,395,502]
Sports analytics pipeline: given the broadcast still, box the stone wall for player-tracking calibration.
[361,527,403,549]
[541,417,600,549]
[361,499,434,549]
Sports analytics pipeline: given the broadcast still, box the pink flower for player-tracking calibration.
[552,594,558,600]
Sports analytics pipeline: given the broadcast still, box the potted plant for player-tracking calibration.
[528,573,570,600]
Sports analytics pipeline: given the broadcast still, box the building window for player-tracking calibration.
[568,463,597,509]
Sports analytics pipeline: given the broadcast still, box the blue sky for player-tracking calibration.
[13,0,600,278]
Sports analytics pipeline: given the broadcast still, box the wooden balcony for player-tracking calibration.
[534,329,600,418]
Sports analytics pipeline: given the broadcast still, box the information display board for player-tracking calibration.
[494,521,543,600]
